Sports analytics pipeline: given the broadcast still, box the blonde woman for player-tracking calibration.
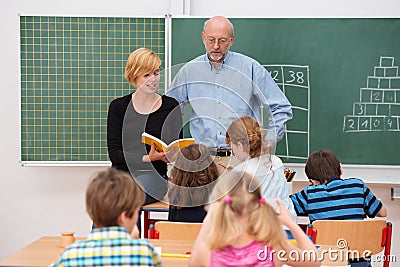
[107,47,182,205]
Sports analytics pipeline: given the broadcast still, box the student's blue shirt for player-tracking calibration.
[167,51,292,147]
[290,177,383,223]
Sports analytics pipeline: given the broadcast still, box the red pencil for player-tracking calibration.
[218,163,227,169]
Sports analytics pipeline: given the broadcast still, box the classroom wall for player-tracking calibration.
[1,0,399,265]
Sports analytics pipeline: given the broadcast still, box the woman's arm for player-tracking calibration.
[107,99,126,165]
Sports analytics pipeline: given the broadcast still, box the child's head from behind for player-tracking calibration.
[86,168,145,229]
[168,143,219,207]
[226,116,268,160]
[305,149,341,184]
[207,171,287,250]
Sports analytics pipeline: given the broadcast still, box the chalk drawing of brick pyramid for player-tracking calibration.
[343,56,400,132]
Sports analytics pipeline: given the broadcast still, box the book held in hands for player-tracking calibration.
[141,132,195,152]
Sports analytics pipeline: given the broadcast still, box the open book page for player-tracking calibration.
[141,132,195,152]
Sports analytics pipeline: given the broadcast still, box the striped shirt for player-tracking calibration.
[51,226,162,267]
[289,177,383,223]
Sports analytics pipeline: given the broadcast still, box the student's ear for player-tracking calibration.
[340,164,343,176]
[237,141,244,151]
[118,211,128,226]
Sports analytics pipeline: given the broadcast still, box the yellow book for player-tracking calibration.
[141,132,195,152]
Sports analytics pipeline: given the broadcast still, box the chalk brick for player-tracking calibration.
[390,103,400,116]
[361,88,372,102]
[380,57,394,67]
[383,90,395,103]
[367,77,379,88]
[379,78,389,89]
[366,104,377,115]
[390,77,400,89]
[385,67,398,77]
[371,116,385,130]
[377,104,389,115]
[371,90,383,102]
[374,67,385,77]
[385,116,399,130]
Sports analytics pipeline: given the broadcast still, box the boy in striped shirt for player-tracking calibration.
[290,149,387,267]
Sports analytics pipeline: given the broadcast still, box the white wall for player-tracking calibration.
[1,0,399,265]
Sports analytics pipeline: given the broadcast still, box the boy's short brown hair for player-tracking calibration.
[86,168,145,227]
[305,149,341,184]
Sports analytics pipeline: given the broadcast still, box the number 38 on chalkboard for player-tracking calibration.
[264,65,309,87]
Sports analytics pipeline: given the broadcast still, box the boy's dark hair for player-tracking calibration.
[86,168,145,227]
[305,150,341,184]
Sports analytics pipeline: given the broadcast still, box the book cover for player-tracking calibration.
[141,132,195,152]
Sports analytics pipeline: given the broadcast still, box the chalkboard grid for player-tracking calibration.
[264,65,310,162]
[20,16,165,161]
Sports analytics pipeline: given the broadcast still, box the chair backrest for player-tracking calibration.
[311,219,393,267]
[154,221,202,240]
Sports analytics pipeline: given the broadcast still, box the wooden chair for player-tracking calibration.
[307,220,392,267]
[154,221,202,240]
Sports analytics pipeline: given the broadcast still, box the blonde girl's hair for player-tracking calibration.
[125,47,161,86]
[226,116,270,158]
[207,171,288,251]
[168,144,219,207]
[86,168,145,228]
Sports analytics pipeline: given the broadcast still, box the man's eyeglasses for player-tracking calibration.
[205,37,231,45]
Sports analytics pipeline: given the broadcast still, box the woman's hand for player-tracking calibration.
[143,142,167,162]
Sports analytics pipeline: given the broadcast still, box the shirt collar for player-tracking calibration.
[87,226,131,241]
[204,51,232,70]
[326,176,342,184]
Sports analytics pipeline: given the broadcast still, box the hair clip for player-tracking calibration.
[224,196,232,204]
[259,197,266,204]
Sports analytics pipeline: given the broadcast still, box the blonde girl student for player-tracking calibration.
[225,116,296,220]
[189,171,319,267]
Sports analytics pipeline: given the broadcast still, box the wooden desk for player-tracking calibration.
[0,236,193,267]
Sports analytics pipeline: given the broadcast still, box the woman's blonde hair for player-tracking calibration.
[86,168,145,228]
[125,47,161,86]
[226,116,270,158]
[207,171,288,250]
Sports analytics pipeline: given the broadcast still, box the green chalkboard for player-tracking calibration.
[20,16,165,162]
[171,18,400,165]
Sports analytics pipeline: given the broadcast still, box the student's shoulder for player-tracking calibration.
[270,155,283,166]
[342,177,365,185]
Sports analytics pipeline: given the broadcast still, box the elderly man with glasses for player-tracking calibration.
[167,15,292,173]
